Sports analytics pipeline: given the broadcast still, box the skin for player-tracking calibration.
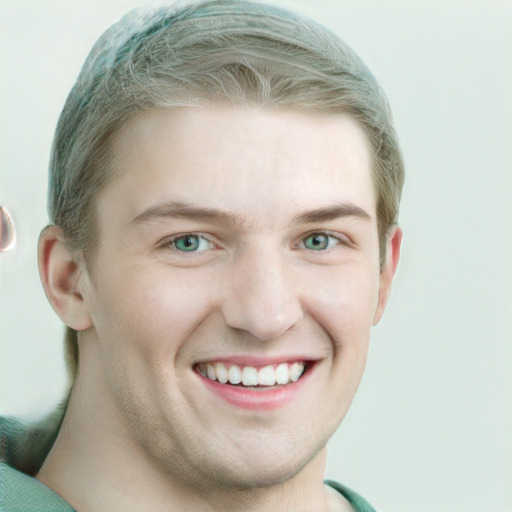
[37,106,401,512]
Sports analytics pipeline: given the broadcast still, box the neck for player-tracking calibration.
[37,377,350,512]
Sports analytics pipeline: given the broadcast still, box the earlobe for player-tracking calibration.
[373,226,402,326]
[38,225,92,331]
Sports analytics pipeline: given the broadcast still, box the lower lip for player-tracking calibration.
[197,367,312,411]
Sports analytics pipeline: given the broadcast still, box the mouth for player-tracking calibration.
[193,360,314,410]
[195,361,308,388]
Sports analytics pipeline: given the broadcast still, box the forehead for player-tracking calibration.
[101,106,376,228]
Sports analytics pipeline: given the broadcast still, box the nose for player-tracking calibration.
[221,244,303,341]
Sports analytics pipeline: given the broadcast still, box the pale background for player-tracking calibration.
[0,1,511,511]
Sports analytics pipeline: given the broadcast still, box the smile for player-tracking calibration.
[196,361,307,387]
[194,359,313,411]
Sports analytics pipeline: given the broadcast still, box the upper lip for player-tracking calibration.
[193,355,321,367]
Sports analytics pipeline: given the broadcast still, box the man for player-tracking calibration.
[0,1,403,510]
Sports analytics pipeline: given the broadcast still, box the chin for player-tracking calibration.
[210,462,307,491]
[194,438,325,492]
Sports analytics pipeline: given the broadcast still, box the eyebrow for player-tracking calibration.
[292,203,371,224]
[131,201,244,228]
[131,200,371,228]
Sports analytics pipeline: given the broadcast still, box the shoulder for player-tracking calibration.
[325,480,379,512]
[0,403,66,473]
[1,407,73,512]
[0,462,75,512]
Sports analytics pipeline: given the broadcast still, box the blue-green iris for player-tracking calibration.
[174,235,200,251]
[303,233,330,250]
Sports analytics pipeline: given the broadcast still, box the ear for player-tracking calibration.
[373,226,402,325]
[38,225,92,331]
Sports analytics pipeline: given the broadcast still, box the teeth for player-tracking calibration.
[275,363,289,385]
[214,362,228,383]
[241,366,258,386]
[258,365,276,386]
[206,364,216,380]
[198,361,306,387]
[289,362,303,382]
[228,365,242,385]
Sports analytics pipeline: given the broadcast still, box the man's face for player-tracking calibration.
[80,106,392,488]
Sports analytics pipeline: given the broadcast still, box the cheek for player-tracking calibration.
[301,263,380,338]
[91,265,215,361]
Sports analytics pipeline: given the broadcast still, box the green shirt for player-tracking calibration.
[1,462,74,512]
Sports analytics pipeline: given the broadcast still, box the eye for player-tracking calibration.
[168,234,214,252]
[301,233,340,251]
